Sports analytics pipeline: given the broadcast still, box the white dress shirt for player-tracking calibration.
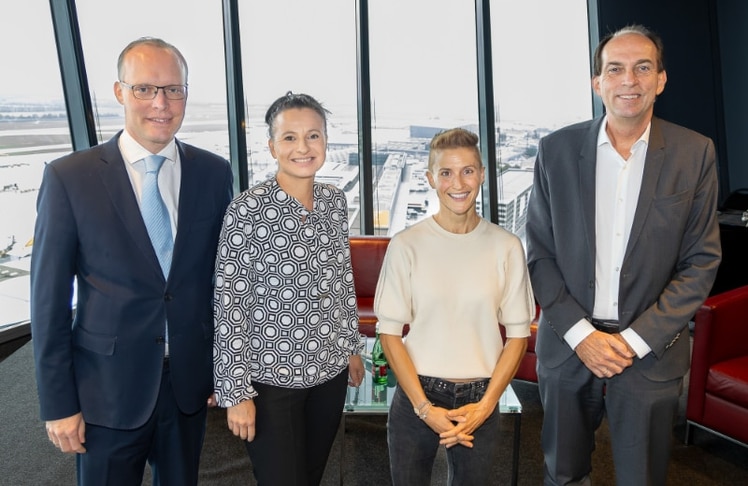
[118,130,181,238]
[564,118,652,358]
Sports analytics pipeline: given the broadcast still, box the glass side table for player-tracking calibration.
[341,338,522,486]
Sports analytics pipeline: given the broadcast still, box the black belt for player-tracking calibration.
[591,318,620,334]
[418,375,489,394]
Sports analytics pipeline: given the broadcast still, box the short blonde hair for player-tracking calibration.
[427,128,482,172]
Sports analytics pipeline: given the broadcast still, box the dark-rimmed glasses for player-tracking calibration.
[119,81,188,100]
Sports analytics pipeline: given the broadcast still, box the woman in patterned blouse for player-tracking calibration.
[213,92,365,486]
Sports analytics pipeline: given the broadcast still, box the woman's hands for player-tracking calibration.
[226,399,256,442]
[419,404,477,448]
[348,354,364,387]
[440,401,496,448]
[419,400,495,448]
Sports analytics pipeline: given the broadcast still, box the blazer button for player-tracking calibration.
[155,336,165,344]
[164,293,173,301]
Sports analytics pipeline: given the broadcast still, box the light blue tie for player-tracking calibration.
[141,154,173,278]
[141,154,172,355]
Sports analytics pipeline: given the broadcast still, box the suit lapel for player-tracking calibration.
[579,118,603,259]
[172,140,198,267]
[97,133,165,281]
[625,118,665,260]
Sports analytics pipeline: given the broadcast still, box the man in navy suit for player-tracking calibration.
[526,25,721,485]
[31,37,233,485]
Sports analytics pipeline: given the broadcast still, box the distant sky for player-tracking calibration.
[2,0,592,127]
[1,1,59,100]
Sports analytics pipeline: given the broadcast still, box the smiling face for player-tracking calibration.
[114,44,187,153]
[592,32,667,127]
[268,107,327,184]
[426,146,485,222]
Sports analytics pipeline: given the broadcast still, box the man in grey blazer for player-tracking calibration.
[526,24,721,485]
[31,38,233,485]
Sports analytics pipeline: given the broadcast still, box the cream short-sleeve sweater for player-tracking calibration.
[374,217,534,379]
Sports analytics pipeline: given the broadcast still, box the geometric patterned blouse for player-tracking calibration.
[213,178,363,407]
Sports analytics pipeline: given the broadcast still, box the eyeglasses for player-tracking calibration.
[119,81,188,100]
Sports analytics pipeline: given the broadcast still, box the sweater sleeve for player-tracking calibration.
[499,235,535,338]
[373,235,412,336]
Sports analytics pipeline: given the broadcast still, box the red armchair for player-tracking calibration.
[349,235,538,382]
[685,284,748,447]
[349,236,390,337]
[506,306,539,383]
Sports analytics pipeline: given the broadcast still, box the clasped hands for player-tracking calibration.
[426,402,492,449]
[575,331,636,378]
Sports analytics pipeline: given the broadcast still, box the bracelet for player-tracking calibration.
[413,400,433,420]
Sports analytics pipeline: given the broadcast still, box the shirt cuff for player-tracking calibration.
[352,334,365,355]
[620,328,651,359]
[563,318,595,350]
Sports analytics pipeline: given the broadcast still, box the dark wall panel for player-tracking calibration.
[716,0,748,193]
[595,0,730,199]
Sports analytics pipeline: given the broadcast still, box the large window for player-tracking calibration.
[0,0,68,333]
[491,0,592,241]
[0,0,594,332]
[238,0,360,231]
[368,0,480,235]
[361,0,592,238]
[76,0,229,155]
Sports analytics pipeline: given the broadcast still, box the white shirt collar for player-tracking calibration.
[119,130,177,167]
[596,115,652,151]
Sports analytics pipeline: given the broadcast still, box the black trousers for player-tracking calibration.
[246,370,348,486]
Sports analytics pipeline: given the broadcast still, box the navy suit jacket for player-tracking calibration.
[31,132,233,429]
[526,116,721,381]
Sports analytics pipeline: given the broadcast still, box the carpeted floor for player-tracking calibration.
[1,337,746,485]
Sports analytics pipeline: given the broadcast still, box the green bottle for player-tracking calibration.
[371,323,389,385]
[372,381,387,404]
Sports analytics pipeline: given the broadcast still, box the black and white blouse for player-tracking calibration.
[213,178,362,407]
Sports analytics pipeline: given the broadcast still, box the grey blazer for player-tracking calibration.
[526,116,721,381]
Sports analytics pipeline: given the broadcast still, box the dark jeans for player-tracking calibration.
[246,370,348,486]
[387,375,501,486]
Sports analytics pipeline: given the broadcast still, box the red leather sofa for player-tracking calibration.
[685,284,748,447]
[349,235,539,382]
